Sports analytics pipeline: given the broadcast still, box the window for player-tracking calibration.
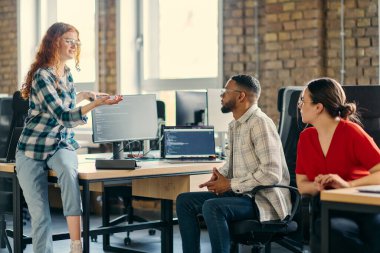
[57,0,96,85]
[18,0,96,90]
[143,0,218,80]
[118,0,223,93]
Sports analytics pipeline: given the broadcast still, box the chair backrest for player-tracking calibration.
[278,86,305,187]
[0,97,13,158]
[156,100,165,121]
[3,91,29,162]
[277,87,286,133]
[342,85,380,147]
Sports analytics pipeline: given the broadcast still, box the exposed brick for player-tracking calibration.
[264,33,278,42]
[357,18,371,27]
[283,21,296,30]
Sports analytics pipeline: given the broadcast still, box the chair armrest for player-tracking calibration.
[249,185,300,222]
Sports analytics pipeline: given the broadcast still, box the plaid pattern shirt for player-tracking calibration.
[17,67,87,160]
[219,104,291,222]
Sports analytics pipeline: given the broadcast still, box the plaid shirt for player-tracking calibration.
[17,67,87,161]
[219,104,291,222]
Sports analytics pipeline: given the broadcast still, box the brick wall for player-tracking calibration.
[98,0,117,95]
[223,0,378,122]
[0,0,17,94]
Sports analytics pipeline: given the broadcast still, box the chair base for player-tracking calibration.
[0,215,12,253]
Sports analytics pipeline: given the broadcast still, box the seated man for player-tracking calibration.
[176,74,292,253]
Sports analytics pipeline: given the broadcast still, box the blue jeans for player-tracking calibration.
[313,211,380,253]
[176,191,258,253]
[15,149,81,253]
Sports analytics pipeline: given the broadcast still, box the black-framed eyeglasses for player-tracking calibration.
[220,88,243,96]
[64,38,81,47]
[297,96,314,107]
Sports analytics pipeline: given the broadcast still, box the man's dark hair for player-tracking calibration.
[231,74,261,99]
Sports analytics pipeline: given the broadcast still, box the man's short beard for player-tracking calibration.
[221,105,232,113]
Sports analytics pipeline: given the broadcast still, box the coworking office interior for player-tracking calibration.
[1,0,380,252]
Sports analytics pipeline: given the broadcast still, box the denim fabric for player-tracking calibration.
[46,149,81,216]
[312,211,380,253]
[15,149,81,253]
[176,191,258,253]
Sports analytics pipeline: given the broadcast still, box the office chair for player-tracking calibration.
[343,85,380,147]
[276,87,311,253]
[229,185,301,253]
[0,97,13,158]
[0,91,30,252]
[0,191,13,252]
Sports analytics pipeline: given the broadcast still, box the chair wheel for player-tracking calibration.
[124,237,131,246]
[148,229,156,235]
[91,235,97,242]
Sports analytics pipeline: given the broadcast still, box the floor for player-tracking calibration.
[1,208,304,253]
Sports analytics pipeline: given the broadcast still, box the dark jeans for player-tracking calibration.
[176,191,258,253]
[312,208,380,253]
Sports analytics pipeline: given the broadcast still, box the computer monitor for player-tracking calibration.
[92,94,158,160]
[161,126,216,158]
[206,89,233,132]
[175,90,207,126]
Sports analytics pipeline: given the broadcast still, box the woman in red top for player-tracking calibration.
[295,77,380,253]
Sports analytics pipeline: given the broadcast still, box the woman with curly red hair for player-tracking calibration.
[16,22,122,252]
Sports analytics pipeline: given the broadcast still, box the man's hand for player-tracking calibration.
[199,168,231,194]
[199,168,218,188]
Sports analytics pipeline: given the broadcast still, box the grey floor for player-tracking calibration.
[1,208,300,253]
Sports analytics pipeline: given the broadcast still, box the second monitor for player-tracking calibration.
[92,94,158,160]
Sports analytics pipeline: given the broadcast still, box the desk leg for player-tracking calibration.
[12,172,23,253]
[102,186,110,249]
[321,202,330,253]
[161,199,173,253]
[81,181,91,253]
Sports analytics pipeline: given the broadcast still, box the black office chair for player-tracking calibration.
[0,91,30,252]
[276,87,286,134]
[0,97,13,158]
[343,85,380,147]
[229,185,301,253]
[0,186,13,252]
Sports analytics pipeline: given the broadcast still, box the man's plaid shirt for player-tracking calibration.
[17,67,87,160]
[219,104,292,222]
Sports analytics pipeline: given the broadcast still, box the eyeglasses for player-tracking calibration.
[220,88,243,96]
[297,96,314,107]
[64,38,81,47]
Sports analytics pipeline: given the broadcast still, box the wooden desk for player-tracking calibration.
[0,159,223,253]
[320,187,380,253]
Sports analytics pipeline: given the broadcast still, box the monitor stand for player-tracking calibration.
[95,142,137,170]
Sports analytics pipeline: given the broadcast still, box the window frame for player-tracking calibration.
[118,0,224,94]
[17,0,98,92]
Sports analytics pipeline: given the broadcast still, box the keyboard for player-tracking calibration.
[165,159,224,164]
[357,185,380,194]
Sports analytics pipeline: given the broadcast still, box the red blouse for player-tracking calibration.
[296,119,380,181]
